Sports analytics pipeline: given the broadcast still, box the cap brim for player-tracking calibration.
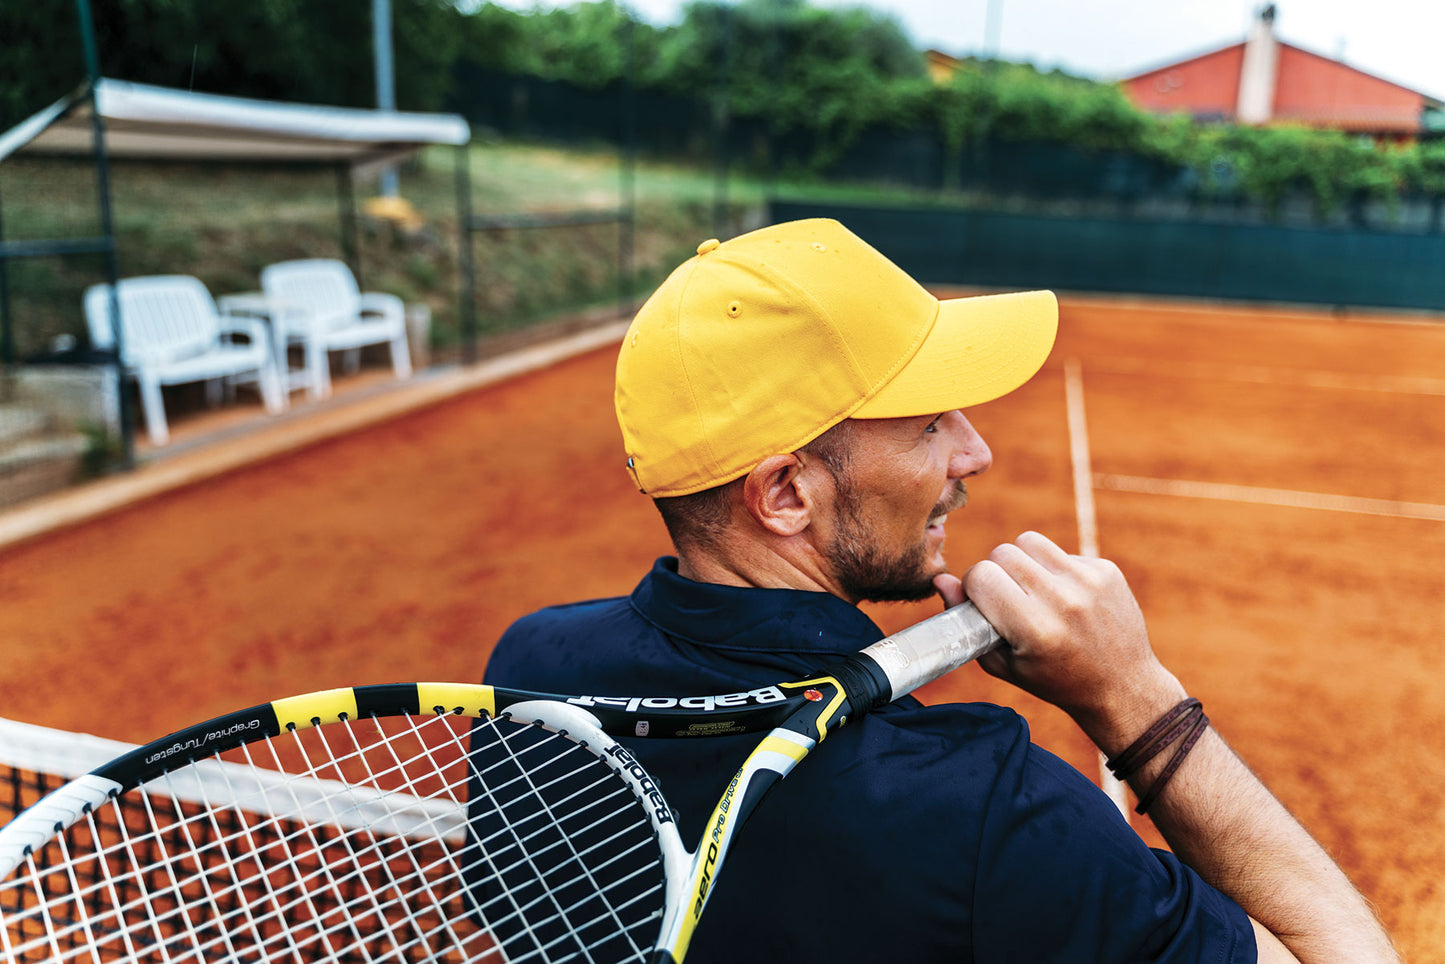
[853,289,1058,418]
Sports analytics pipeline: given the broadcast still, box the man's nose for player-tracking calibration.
[945,411,992,478]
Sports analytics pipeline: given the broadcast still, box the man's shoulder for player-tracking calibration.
[486,592,657,689]
[494,594,646,659]
[865,698,1034,787]
[503,594,637,634]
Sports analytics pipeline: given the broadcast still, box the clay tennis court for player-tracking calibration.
[1,294,1442,959]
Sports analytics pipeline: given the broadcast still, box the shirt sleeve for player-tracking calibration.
[970,719,1256,963]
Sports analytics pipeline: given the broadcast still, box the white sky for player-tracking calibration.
[498,0,1445,99]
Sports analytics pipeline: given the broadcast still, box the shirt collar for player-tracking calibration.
[628,557,885,657]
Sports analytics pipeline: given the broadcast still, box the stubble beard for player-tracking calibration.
[825,478,969,604]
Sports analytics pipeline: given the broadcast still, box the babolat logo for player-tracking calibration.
[604,744,674,825]
[693,773,741,918]
[144,719,261,765]
[568,687,786,713]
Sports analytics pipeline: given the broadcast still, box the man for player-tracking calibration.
[484,219,1396,962]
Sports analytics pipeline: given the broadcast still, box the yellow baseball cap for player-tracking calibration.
[615,218,1058,497]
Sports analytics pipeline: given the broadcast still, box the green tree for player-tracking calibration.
[455,3,544,76]
[645,0,924,168]
[0,1,89,128]
[0,0,462,121]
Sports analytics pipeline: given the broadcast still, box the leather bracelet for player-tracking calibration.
[1106,698,1202,780]
[1133,709,1210,814]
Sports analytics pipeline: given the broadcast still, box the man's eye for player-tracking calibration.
[924,416,943,433]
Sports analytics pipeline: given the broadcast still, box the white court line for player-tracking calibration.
[1065,360,1100,558]
[1063,359,1131,820]
[1082,356,1445,397]
[1093,474,1445,522]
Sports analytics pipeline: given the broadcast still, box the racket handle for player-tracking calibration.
[860,602,1003,702]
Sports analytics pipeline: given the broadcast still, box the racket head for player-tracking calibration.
[0,687,684,964]
[1,603,999,963]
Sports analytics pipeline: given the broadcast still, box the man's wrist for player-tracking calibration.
[1069,668,1190,758]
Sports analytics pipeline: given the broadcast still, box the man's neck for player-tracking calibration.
[675,540,852,600]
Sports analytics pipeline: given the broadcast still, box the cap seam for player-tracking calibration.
[671,256,724,488]
[848,297,941,416]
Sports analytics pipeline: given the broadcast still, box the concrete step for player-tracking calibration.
[0,433,90,508]
[0,404,89,508]
[0,405,51,448]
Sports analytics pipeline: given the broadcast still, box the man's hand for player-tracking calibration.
[935,530,1400,964]
[939,531,1186,753]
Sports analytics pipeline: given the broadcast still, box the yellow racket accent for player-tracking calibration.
[755,732,810,763]
[418,682,496,719]
[671,768,744,962]
[272,688,359,731]
[779,677,848,741]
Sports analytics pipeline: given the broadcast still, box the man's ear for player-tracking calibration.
[741,454,819,537]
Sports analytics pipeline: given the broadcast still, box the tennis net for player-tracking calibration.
[0,716,488,962]
[0,711,666,964]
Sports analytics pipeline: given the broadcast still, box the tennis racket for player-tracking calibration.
[0,601,1001,963]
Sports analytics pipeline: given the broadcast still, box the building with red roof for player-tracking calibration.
[1121,5,1443,142]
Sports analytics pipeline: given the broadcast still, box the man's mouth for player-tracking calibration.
[927,482,969,534]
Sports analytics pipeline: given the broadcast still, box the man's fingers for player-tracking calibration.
[957,562,1023,682]
[987,532,1122,613]
[959,533,1162,723]
[966,534,1108,657]
[962,559,1040,642]
[983,539,1061,597]
[1014,530,1075,571]
[932,572,965,609]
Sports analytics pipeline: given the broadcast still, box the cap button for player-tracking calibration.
[696,238,721,255]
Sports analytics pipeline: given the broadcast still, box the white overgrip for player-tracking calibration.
[860,602,1003,702]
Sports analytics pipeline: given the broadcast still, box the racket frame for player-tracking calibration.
[0,601,1001,964]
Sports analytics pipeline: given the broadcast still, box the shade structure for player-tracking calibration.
[0,79,470,174]
[0,78,475,467]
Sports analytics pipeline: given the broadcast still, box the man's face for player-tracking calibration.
[816,411,992,603]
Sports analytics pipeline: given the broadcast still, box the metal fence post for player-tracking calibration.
[76,0,134,468]
[336,163,363,288]
[456,143,478,363]
[619,9,637,317]
[0,192,12,367]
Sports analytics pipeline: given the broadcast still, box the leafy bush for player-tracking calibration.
[6,0,1441,222]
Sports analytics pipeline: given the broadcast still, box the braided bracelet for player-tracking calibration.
[1106,698,1202,779]
[1104,697,1209,814]
[1133,709,1210,814]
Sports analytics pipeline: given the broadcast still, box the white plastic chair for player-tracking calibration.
[84,276,285,446]
[259,259,412,400]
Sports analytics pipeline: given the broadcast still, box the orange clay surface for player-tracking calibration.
[2,296,1443,960]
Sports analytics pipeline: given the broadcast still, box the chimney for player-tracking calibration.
[1237,4,1279,125]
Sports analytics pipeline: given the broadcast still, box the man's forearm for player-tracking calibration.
[958,533,1398,962]
[1079,696,1399,964]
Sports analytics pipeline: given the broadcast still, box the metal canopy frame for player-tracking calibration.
[0,2,473,468]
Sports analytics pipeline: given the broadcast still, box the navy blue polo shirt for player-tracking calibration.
[484,558,1255,963]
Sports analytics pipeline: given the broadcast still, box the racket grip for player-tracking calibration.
[860,602,1003,702]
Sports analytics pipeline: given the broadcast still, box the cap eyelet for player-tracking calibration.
[726,300,742,318]
[812,242,827,252]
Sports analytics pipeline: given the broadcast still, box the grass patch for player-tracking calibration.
[1,138,941,360]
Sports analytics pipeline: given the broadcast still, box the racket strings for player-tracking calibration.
[464,721,666,963]
[1,711,668,963]
[268,729,421,962]
[321,716,487,961]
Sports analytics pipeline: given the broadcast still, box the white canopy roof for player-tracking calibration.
[0,79,470,170]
